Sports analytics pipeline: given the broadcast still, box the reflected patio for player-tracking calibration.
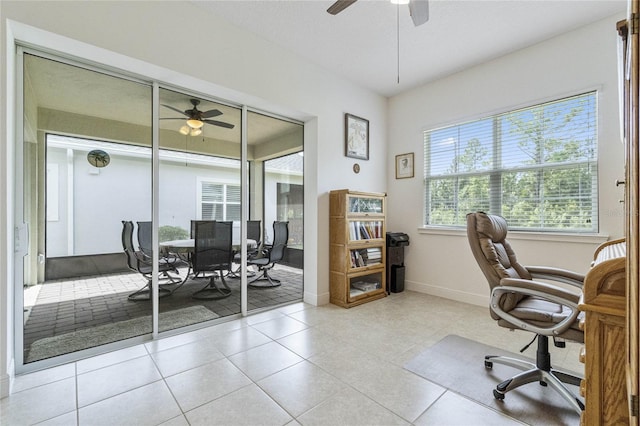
[23,263,302,363]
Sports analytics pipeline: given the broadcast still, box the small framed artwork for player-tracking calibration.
[345,113,369,160]
[395,153,414,179]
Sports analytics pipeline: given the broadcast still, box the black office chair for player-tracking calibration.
[121,221,173,301]
[466,212,585,414]
[248,221,289,288]
[192,220,233,299]
[136,221,183,283]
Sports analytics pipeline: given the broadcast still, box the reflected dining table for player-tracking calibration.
[159,238,258,285]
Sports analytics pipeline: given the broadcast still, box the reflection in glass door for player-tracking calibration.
[158,88,242,331]
[21,53,153,363]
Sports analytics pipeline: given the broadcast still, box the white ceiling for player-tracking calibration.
[197,0,627,97]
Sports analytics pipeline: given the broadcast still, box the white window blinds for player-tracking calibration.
[424,91,598,232]
[201,182,241,221]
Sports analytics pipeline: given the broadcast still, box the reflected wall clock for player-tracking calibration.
[87,149,110,168]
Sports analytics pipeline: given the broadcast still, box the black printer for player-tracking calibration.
[386,232,410,247]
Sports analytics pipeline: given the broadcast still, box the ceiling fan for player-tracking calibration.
[327,0,429,27]
[161,99,235,136]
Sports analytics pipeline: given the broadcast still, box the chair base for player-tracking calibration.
[192,272,232,300]
[484,335,584,414]
[128,283,172,301]
[248,269,281,288]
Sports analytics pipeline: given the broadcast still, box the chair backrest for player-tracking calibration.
[192,220,232,273]
[466,212,532,312]
[136,221,152,257]
[268,221,289,262]
[247,220,261,246]
[121,221,139,272]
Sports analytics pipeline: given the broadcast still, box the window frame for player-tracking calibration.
[196,177,241,221]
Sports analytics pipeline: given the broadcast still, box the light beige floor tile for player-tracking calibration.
[245,309,286,325]
[287,305,352,326]
[0,377,76,425]
[77,356,162,407]
[185,384,292,426]
[165,357,252,412]
[296,387,409,426]
[413,391,526,425]
[258,360,346,417]
[351,364,446,422]
[308,342,382,385]
[250,315,309,340]
[35,410,78,426]
[76,344,148,374]
[151,337,226,377]
[144,330,202,354]
[210,325,273,356]
[276,301,308,315]
[228,341,304,381]
[277,327,348,359]
[12,362,76,393]
[158,414,190,426]
[78,381,181,426]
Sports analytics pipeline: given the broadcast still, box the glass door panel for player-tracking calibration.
[22,53,153,363]
[247,111,304,310]
[158,88,242,331]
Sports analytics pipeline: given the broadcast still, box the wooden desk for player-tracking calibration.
[578,238,628,425]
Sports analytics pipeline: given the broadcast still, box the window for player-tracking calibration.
[199,181,241,221]
[424,92,597,232]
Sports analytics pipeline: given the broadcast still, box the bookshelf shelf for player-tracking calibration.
[330,189,387,308]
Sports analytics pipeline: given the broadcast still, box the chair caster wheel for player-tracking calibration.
[484,360,493,369]
[493,389,505,401]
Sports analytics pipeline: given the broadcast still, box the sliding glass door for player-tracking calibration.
[157,88,242,330]
[246,112,304,311]
[20,52,153,363]
[16,49,305,370]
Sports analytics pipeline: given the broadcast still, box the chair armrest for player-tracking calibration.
[526,265,584,288]
[492,277,581,336]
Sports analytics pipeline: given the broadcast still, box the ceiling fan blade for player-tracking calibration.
[327,0,357,15]
[159,117,185,120]
[200,109,223,119]
[161,104,189,117]
[204,119,235,129]
[409,0,429,26]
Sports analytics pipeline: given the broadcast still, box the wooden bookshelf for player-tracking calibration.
[329,189,386,308]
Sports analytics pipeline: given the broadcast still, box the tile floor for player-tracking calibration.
[2,291,583,426]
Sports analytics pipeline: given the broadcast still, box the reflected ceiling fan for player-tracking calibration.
[327,0,429,27]
[161,99,235,136]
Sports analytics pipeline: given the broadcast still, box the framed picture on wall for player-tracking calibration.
[395,153,414,179]
[345,113,369,160]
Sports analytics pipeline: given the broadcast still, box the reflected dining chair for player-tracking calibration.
[121,221,174,301]
[192,220,234,299]
[136,221,183,283]
[230,220,262,277]
[248,221,289,288]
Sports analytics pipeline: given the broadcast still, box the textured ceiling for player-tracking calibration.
[197,0,627,97]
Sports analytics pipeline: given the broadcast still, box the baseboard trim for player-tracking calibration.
[304,290,329,306]
[405,280,488,307]
[1,359,13,399]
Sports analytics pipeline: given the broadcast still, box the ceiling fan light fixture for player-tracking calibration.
[179,125,190,135]
[186,118,204,129]
[190,128,202,137]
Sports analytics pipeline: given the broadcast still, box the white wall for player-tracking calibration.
[0,0,387,394]
[387,14,625,306]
